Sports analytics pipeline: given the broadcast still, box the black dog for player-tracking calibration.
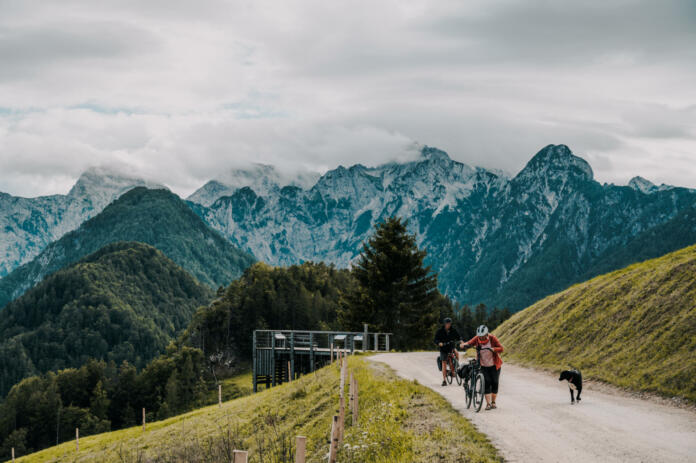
[559,369,582,404]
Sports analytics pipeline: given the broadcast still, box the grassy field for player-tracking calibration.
[13,356,501,463]
[203,370,254,404]
[496,244,696,402]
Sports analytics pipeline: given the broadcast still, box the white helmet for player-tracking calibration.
[476,325,489,337]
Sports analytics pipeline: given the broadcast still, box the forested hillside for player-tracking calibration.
[496,244,696,401]
[0,187,254,308]
[183,261,355,362]
[0,242,213,397]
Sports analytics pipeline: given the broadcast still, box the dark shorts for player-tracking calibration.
[481,365,500,394]
[439,348,455,362]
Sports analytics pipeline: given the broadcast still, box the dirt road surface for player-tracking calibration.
[371,352,696,462]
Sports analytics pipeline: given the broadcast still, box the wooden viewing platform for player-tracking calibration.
[252,327,392,392]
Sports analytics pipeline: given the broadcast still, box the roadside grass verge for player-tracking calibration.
[14,356,500,463]
[496,244,696,403]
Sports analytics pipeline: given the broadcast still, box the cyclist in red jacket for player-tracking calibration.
[460,325,504,410]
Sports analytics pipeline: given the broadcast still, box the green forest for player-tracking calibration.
[0,242,213,397]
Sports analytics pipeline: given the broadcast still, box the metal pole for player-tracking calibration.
[363,324,368,351]
[386,334,390,351]
[309,332,315,372]
[272,331,277,386]
[252,330,258,393]
[290,331,295,382]
[374,333,378,352]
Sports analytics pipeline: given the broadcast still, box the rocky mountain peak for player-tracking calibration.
[420,146,451,162]
[518,144,593,182]
[628,176,657,194]
[68,166,163,200]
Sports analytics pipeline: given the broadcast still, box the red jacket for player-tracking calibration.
[463,334,504,370]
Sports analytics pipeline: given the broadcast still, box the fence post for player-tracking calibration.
[219,384,222,407]
[328,415,339,463]
[386,334,390,351]
[142,407,146,431]
[295,435,306,463]
[233,450,248,463]
[349,371,354,422]
[338,396,346,444]
[353,379,359,424]
[12,447,15,462]
[75,428,79,452]
[330,342,334,363]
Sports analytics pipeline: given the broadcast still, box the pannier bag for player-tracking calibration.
[457,363,471,379]
[436,356,442,371]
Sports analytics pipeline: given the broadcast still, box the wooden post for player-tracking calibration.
[12,447,15,462]
[339,363,345,399]
[295,435,306,463]
[142,407,146,431]
[353,379,359,424]
[233,450,248,463]
[288,360,292,382]
[363,324,368,351]
[349,371,354,422]
[75,428,79,452]
[330,342,334,363]
[328,415,339,463]
[218,384,222,407]
[338,396,345,444]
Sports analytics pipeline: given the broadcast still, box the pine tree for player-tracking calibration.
[339,217,440,350]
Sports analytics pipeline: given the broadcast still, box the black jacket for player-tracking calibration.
[433,326,461,348]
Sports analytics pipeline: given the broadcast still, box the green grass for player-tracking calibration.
[13,357,500,463]
[496,244,696,402]
[204,370,254,404]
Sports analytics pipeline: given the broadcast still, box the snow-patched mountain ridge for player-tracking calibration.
[189,144,696,309]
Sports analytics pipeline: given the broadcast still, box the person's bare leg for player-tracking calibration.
[441,360,447,383]
[485,393,492,405]
[491,393,497,406]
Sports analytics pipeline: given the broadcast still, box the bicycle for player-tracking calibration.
[440,341,462,385]
[460,346,494,412]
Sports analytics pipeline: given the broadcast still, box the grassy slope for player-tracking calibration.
[14,357,500,463]
[496,244,696,401]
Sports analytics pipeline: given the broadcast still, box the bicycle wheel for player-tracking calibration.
[454,358,462,386]
[464,377,473,409]
[446,358,453,384]
[473,373,485,412]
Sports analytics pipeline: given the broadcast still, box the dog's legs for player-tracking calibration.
[569,387,575,404]
[576,386,582,402]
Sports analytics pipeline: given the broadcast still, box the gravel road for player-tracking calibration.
[370,352,696,462]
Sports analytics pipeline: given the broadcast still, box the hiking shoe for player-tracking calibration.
[441,380,447,386]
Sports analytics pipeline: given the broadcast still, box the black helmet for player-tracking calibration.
[443,317,452,324]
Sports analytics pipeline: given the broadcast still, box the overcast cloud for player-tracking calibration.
[1,0,695,197]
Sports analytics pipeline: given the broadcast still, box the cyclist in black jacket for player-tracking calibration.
[433,318,462,386]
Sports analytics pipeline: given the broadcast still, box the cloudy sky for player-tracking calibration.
[1,0,695,197]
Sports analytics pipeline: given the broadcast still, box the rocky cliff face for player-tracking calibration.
[190,144,696,309]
